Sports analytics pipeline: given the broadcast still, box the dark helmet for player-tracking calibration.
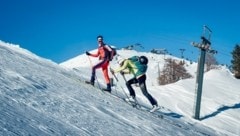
[139,56,148,65]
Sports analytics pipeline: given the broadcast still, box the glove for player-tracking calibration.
[120,71,124,75]
[86,51,91,56]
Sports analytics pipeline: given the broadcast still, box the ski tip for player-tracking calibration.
[101,89,111,93]
[149,106,161,113]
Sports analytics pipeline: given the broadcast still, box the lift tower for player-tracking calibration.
[191,25,212,120]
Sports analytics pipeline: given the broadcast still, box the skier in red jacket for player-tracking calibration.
[85,35,113,92]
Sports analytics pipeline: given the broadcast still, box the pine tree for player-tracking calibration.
[231,44,240,79]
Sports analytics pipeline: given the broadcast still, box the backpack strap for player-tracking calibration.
[104,45,114,60]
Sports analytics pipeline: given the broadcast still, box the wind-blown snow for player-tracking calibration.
[1,40,239,136]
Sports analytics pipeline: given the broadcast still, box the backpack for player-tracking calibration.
[104,45,117,61]
[128,56,148,65]
[128,56,148,74]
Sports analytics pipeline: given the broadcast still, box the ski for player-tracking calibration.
[123,98,140,108]
[103,90,140,108]
[84,80,164,119]
[84,80,106,92]
[137,105,164,119]
[80,78,194,130]
[85,81,94,86]
[84,81,141,108]
[106,90,164,119]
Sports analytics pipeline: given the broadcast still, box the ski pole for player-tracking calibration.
[119,74,131,98]
[110,67,118,82]
[121,73,127,82]
[110,69,129,99]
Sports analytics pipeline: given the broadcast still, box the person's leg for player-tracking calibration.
[126,77,138,97]
[138,75,157,106]
[90,60,106,85]
[102,62,111,91]
[102,62,110,84]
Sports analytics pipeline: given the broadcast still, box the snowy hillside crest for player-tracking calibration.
[1,41,239,136]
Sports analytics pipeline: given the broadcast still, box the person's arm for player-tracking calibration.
[120,69,130,74]
[89,49,99,57]
[113,59,129,73]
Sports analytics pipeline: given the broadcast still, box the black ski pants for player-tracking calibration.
[126,74,157,106]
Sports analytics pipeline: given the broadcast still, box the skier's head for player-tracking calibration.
[139,56,148,65]
[97,35,104,46]
[97,35,103,41]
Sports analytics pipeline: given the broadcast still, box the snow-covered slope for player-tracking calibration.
[0,40,239,135]
[0,41,219,136]
[61,48,240,136]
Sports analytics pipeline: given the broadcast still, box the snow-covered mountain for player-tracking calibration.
[0,40,239,136]
[60,49,240,136]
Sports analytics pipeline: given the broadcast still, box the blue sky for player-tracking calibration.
[0,0,239,65]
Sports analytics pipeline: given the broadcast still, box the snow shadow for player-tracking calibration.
[201,103,240,120]
[163,112,183,119]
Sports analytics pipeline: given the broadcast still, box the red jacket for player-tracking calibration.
[90,45,112,60]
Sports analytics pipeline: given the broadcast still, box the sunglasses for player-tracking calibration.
[98,38,103,41]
